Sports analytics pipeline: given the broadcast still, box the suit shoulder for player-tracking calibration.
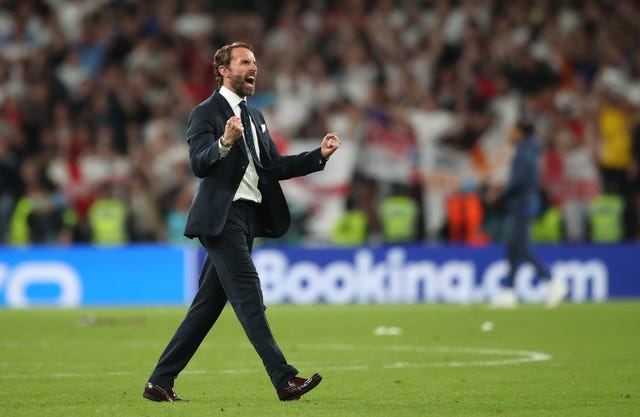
[188,104,209,126]
[193,93,218,111]
[189,93,222,119]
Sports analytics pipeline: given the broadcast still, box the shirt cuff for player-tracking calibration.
[218,138,231,157]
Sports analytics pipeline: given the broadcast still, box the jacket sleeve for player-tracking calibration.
[186,105,223,178]
[266,142,327,180]
[256,110,327,180]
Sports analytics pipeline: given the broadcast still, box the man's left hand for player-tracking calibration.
[321,132,341,159]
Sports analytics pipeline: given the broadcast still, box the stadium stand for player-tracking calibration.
[0,0,639,245]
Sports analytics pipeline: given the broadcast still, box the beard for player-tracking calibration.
[229,73,256,98]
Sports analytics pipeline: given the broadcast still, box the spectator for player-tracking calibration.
[598,91,634,195]
[9,156,75,245]
[126,169,165,242]
[0,124,24,241]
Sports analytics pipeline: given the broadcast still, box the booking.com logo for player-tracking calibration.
[255,248,609,305]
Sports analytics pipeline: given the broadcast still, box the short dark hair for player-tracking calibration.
[212,42,254,88]
[516,118,535,136]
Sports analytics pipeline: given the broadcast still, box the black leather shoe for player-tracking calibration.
[277,374,322,401]
[143,382,183,402]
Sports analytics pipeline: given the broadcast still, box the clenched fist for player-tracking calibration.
[223,116,244,145]
[321,132,341,159]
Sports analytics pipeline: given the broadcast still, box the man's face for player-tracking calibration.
[222,47,258,97]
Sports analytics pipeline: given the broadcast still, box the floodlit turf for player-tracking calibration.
[0,302,638,417]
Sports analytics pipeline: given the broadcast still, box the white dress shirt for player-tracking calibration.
[218,86,262,203]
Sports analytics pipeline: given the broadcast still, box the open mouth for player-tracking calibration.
[245,75,256,87]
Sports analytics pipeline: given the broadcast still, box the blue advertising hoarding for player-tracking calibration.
[0,243,638,307]
[0,244,197,307]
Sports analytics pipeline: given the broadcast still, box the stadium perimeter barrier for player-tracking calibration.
[0,243,637,308]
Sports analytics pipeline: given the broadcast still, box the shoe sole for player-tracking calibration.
[143,391,184,402]
[281,375,323,401]
[143,391,164,402]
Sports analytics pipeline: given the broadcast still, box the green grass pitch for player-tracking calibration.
[0,302,638,417]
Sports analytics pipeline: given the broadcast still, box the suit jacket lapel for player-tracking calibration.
[212,91,249,160]
[212,90,235,121]
[246,105,271,164]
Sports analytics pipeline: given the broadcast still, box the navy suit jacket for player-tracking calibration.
[184,90,327,238]
[501,135,542,218]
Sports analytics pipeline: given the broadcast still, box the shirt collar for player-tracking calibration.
[219,85,245,110]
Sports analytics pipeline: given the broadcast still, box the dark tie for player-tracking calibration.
[239,101,263,170]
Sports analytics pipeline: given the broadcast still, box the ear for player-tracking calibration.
[218,65,229,78]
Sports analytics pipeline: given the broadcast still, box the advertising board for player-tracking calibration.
[0,244,637,307]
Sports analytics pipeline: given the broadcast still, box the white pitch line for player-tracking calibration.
[0,345,551,380]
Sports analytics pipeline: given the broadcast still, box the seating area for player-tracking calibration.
[0,1,638,245]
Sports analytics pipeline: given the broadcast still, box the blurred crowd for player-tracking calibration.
[1,0,639,246]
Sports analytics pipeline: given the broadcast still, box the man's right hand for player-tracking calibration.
[223,116,244,145]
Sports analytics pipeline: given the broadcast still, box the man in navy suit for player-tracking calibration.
[487,119,567,309]
[143,42,341,402]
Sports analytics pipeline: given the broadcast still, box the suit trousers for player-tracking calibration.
[504,213,551,288]
[148,200,298,389]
